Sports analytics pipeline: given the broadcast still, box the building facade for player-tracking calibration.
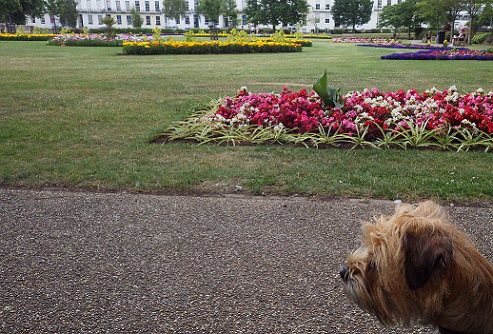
[28,0,406,33]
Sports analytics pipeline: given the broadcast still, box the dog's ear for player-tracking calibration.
[403,224,453,290]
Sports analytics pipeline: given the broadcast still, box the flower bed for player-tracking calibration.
[156,85,493,151]
[332,37,403,44]
[0,33,56,41]
[381,48,493,60]
[287,34,332,40]
[358,43,465,50]
[122,40,302,55]
[47,33,145,46]
[264,38,312,47]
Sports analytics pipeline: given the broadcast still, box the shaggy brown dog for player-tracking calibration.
[339,201,493,334]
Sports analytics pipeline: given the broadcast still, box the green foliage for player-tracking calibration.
[152,26,163,42]
[226,28,255,42]
[129,6,143,28]
[312,70,343,109]
[162,0,187,20]
[100,15,117,36]
[471,32,491,44]
[1,0,44,25]
[416,0,462,31]
[184,30,201,41]
[196,0,226,24]
[331,0,373,32]
[378,0,423,38]
[245,0,309,30]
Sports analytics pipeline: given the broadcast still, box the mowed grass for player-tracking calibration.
[1,40,493,201]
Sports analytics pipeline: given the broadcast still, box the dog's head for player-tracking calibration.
[339,201,454,325]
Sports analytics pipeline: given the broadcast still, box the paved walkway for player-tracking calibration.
[1,188,492,333]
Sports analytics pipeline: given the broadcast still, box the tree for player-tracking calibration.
[196,0,237,38]
[461,0,485,43]
[378,0,423,39]
[245,0,309,31]
[223,0,238,27]
[162,0,187,22]
[417,0,463,32]
[129,6,143,28]
[330,0,373,33]
[46,0,78,31]
[244,0,262,27]
[477,0,493,31]
[0,0,44,31]
[58,0,78,27]
[100,14,116,35]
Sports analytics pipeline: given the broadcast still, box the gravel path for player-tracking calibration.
[1,189,492,333]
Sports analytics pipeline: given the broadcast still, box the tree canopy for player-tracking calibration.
[378,0,423,38]
[162,0,187,21]
[0,0,45,25]
[129,6,143,27]
[330,0,373,32]
[245,0,309,30]
[45,0,78,30]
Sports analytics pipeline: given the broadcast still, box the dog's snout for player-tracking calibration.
[339,264,349,281]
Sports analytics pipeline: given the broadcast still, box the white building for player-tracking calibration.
[27,0,405,33]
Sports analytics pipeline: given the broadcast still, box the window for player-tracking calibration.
[241,14,246,25]
[88,14,93,24]
[186,1,190,11]
[97,14,103,23]
[116,15,122,24]
[155,1,159,11]
[135,0,140,11]
[86,0,91,9]
[387,0,391,6]
[125,0,130,9]
[96,0,101,9]
[126,15,131,24]
[315,3,320,9]
[176,17,180,24]
[106,0,111,10]
[146,15,151,24]
[41,17,45,24]
[116,1,121,10]
[325,3,330,10]
[377,0,382,8]
[145,1,150,11]
[325,18,330,23]
[185,16,190,24]
[31,17,36,23]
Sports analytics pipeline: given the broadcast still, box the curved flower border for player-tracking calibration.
[156,86,493,151]
[381,49,493,60]
[358,43,467,50]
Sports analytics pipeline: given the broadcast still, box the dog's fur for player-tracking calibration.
[340,201,493,334]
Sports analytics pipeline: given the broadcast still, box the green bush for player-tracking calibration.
[471,32,493,44]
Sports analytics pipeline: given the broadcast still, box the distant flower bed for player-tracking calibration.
[357,43,464,50]
[287,34,332,40]
[47,33,146,46]
[264,38,312,47]
[332,37,403,44]
[381,48,493,60]
[156,84,493,151]
[122,40,302,55]
[0,33,56,41]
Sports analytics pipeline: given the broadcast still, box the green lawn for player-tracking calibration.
[1,40,493,201]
